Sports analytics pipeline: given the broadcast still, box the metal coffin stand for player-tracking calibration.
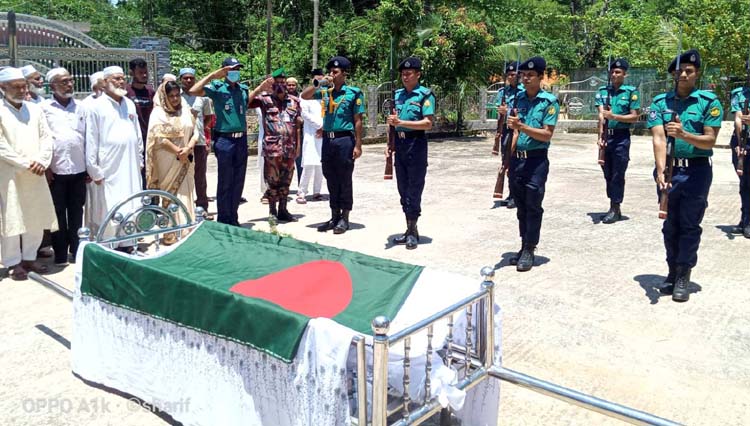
[31,191,682,426]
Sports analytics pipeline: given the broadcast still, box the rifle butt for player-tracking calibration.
[597,145,606,165]
[384,154,393,180]
[493,167,505,199]
[492,135,500,156]
[658,191,669,219]
[738,153,745,176]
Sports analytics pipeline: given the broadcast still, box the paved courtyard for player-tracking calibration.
[1,130,748,425]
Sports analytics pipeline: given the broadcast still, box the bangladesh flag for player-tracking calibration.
[80,221,423,362]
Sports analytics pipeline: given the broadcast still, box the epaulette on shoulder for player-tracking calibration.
[418,86,432,96]
[730,87,743,95]
[348,86,362,94]
[653,93,668,103]
[697,90,717,101]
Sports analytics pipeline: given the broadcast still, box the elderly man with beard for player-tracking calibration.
[21,65,46,104]
[0,67,57,280]
[83,71,105,106]
[249,69,302,222]
[41,68,88,265]
[85,66,144,253]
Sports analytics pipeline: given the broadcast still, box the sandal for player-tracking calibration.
[312,193,324,201]
[296,195,307,204]
[10,264,29,280]
[22,261,49,274]
[260,196,269,205]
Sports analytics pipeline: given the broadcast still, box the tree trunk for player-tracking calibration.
[312,0,320,69]
[266,0,273,75]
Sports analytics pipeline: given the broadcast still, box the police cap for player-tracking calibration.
[609,58,629,71]
[326,56,351,70]
[505,62,519,73]
[519,56,546,74]
[222,57,243,69]
[668,49,701,73]
[398,56,422,71]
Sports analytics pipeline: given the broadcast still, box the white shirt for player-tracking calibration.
[300,99,323,166]
[182,92,207,146]
[42,97,87,175]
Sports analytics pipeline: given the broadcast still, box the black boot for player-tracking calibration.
[509,244,524,266]
[516,245,535,272]
[317,208,340,232]
[276,198,297,222]
[602,201,622,224]
[730,222,744,234]
[672,265,692,302]
[744,225,750,239]
[393,218,410,245]
[405,219,419,250]
[506,197,516,209]
[659,265,676,295]
[333,210,350,234]
[268,200,278,220]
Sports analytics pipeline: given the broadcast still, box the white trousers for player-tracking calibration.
[1,231,44,267]
[298,165,323,197]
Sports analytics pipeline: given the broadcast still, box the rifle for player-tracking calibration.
[383,48,396,180]
[598,56,612,165]
[658,31,682,219]
[736,51,750,176]
[493,40,522,199]
[491,61,507,156]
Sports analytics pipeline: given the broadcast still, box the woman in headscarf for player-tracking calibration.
[146,80,197,244]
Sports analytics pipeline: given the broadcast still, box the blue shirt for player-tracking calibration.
[594,84,641,129]
[646,88,723,158]
[515,90,560,151]
[394,84,435,132]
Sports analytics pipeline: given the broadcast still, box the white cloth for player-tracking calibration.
[81,93,101,107]
[181,92,207,146]
[300,99,323,166]
[84,94,143,237]
[1,230,43,266]
[71,236,501,426]
[45,67,67,82]
[102,66,123,78]
[27,94,44,104]
[0,99,57,238]
[20,65,37,78]
[89,71,104,88]
[0,67,23,82]
[298,165,323,197]
[42,98,87,175]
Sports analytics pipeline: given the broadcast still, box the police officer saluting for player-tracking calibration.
[506,56,559,272]
[647,49,723,302]
[495,62,523,209]
[300,56,365,234]
[386,57,436,250]
[595,58,641,223]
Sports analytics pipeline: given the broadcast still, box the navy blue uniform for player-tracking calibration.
[595,84,641,203]
[647,88,723,269]
[730,86,750,228]
[393,85,435,219]
[510,90,559,247]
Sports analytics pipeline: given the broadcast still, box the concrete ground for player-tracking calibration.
[1,131,749,425]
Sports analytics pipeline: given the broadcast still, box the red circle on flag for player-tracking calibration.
[229,260,353,318]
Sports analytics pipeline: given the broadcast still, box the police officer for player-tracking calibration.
[729,63,750,238]
[300,56,366,234]
[189,57,250,226]
[386,57,436,250]
[595,58,641,223]
[495,62,523,209]
[506,56,559,272]
[647,49,723,302]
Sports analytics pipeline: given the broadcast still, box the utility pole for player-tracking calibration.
[312,0,319,68]
[266,0,272,74]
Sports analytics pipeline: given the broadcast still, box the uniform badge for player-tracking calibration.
[631,94,638,101]
[547,106,556,115]
[405,61,411,68]
[690,54,696,62]
[528,62,534,69]
[424,100,431,107]
[615,61,621,67]
[334,60,339,67]
[709,106,720,117]
[128,113,135,120]
[648,110,657,120]
[356,98,362,106]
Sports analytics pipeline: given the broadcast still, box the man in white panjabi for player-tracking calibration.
[21,65,46,104]
[296,69,326,204]
[0,67,57,280]
[85,65,144,253]
[82,71,105,106]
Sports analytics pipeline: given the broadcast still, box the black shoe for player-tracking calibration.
[672,266,691,302]
[333,210,350,234]
[509,247,523,265]
[317,208,341,232]
[730,224,744,234]
[406,234,419,250]
[602,202,621,224]
[268,201,278,221]
[744,225,750,239]
[516,247,535,272]
[393,232,408,244]
[239,197,248,204]
[276,199,297,222]
[659,266,676,295]
[405,219,419,250]
[506,198,516,209]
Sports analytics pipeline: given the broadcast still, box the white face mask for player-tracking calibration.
[227,70,241,83]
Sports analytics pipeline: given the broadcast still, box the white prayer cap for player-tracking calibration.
[21,65,39,78]
[46,67,68,83]
[89,71,104,87]
[162,73,176,82]
[102,66,124,78]
[0,67,25,82]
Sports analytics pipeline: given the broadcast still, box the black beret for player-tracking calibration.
[398,56,422,71]
[311,68,324,76]
[326,56,351,70]
[609,58,629,71]
[668,49,701,73]
[505,62,519,73]
[519,56,546,73]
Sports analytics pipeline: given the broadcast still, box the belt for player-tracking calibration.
[217,131,245,138]
[606,128,630,136]
[397,130,426,139]
[514,149,548,159]
[324,131,353,139]
[673,157,710,168]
